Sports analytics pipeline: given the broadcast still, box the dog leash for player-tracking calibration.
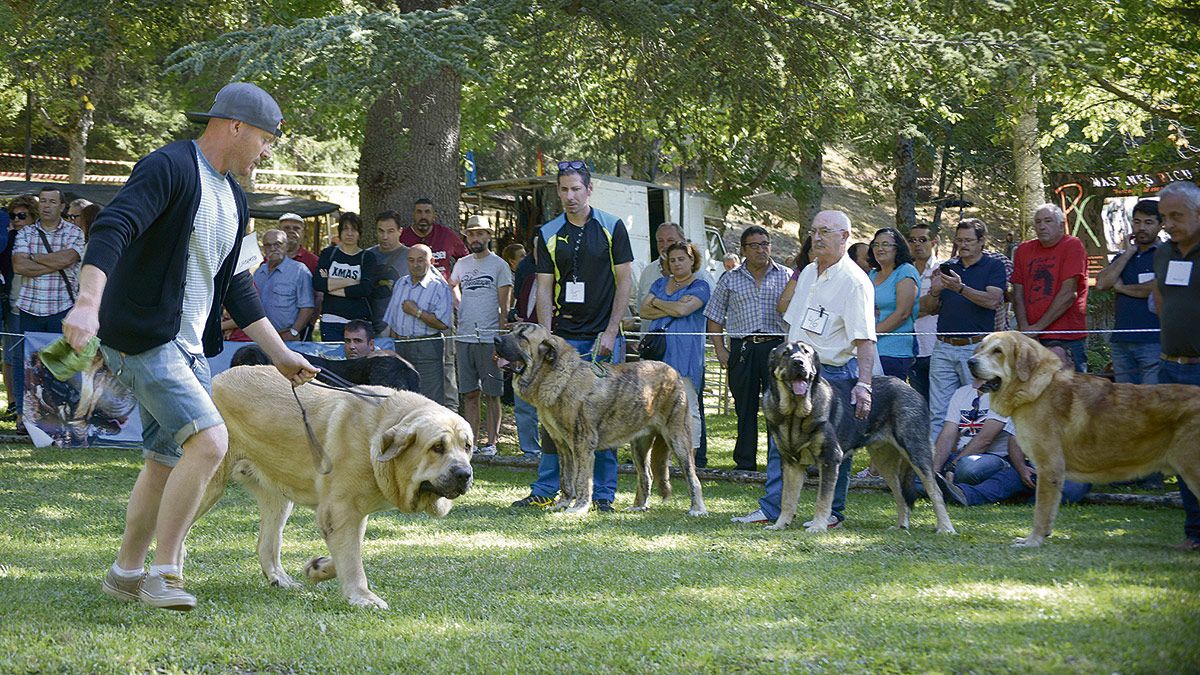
[290,370,392,476]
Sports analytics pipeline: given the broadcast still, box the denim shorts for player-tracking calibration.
[100,339,224,467]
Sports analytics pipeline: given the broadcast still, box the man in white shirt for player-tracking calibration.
[732,210,876,527]
[907,223,939,399]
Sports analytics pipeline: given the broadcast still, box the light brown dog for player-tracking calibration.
[968,331,1200,547]
[494,323,707,517]
[195,366,474,608]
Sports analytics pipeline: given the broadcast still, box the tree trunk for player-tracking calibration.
[66,106,92,183]
[792,149,823,228]
[358,68,463,247]
[1011,78,1046,241]
[893,133,917,232]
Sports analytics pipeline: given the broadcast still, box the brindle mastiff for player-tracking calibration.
[494,323,707,517]
[762,341,955,534]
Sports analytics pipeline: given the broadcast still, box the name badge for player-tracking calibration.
[565,281,585,303]
[1137,272,1155,284]
[801,306,829,335]
[234,232,262,275]
[1165,260,1193,286]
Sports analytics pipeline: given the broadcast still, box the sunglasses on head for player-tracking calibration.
[556,160,586,172]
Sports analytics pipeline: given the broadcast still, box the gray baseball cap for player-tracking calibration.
[185,82,284,137]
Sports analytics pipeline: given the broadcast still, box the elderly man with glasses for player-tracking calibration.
[251,228,315,341]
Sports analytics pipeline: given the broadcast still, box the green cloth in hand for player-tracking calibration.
[38,336,100,381]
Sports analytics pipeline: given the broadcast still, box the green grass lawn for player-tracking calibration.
[1,445,1198,673]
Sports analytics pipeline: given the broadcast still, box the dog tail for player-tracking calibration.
[651,435,672,499]
[900,465,918,509]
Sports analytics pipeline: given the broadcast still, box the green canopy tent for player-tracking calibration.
[0,180,341,220]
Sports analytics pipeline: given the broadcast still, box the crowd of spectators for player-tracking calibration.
[5,175,1198,547]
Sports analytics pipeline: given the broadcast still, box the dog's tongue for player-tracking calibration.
[495,356,511,369]
[972,377,985,389]
[791,380,809,396]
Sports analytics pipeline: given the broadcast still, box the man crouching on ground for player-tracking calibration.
[62,82,318,611]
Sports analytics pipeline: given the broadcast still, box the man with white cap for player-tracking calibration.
[63,81,318,611]
[278,212,319,338]
[450,215,512,456]
[277,212,318,274]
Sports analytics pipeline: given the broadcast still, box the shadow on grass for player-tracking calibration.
[1,447,1198,672]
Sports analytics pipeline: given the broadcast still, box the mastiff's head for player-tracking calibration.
[493,323,574,401]
[967,331,1061,415]
[769,341,822,398]
[372,404,474,517]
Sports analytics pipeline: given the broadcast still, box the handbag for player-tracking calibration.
[638,321,670,361]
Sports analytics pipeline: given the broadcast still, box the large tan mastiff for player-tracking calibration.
[195,366,474,608]
[969,331,1200,547]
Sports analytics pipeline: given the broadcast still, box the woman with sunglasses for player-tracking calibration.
[867,227,921,379]
[2,196,36,423]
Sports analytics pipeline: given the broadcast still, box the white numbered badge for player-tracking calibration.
[801,306,829,335]
[1137,272,1155,284]
[565,281,586,303]
[1165,260,1193,286]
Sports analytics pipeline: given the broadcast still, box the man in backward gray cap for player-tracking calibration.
[63,81,319,611]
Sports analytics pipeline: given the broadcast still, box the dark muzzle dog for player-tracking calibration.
[761,341,956,534]
[231,344,421,393]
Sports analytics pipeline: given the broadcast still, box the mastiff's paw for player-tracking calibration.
[267,572,303,589]
[304,556,337,583]
[687,508,708,517]
[626,505,649,512]
[1012,535,1046,548]
[347,591,389,609]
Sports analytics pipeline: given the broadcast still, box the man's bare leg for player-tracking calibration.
[115,460,172,570]
[485,394,501,446]
[150,424,229,567]
[462,390,481,442]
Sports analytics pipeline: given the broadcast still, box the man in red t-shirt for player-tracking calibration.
[279,212,320,338]
[398,198,468,280]
[1012,203,1089,371]
[279,213,319,274]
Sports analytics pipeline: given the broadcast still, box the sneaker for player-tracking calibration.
[853,467,878,480]
[510,493,555,509]
[935,472,968,507]
[473,444,498,457]
[1172,539,1200,552]
[138,572,196,611]
[101,568,143,603]
[592,499,615,513]
[731,509,771,524]
[801,515,843,529]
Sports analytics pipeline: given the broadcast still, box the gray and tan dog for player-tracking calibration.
[195,366,474,609]
[494,323,707,517]
[762,341,955,534]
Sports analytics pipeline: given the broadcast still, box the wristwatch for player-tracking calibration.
[288,328,300,337]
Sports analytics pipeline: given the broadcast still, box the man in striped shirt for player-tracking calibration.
[704,225,790,472]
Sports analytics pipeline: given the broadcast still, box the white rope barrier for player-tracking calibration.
[0,326,1167,345]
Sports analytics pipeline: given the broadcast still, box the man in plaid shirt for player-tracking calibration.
[11,186,84,421]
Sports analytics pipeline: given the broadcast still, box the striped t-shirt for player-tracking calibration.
[178,142,238,353]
